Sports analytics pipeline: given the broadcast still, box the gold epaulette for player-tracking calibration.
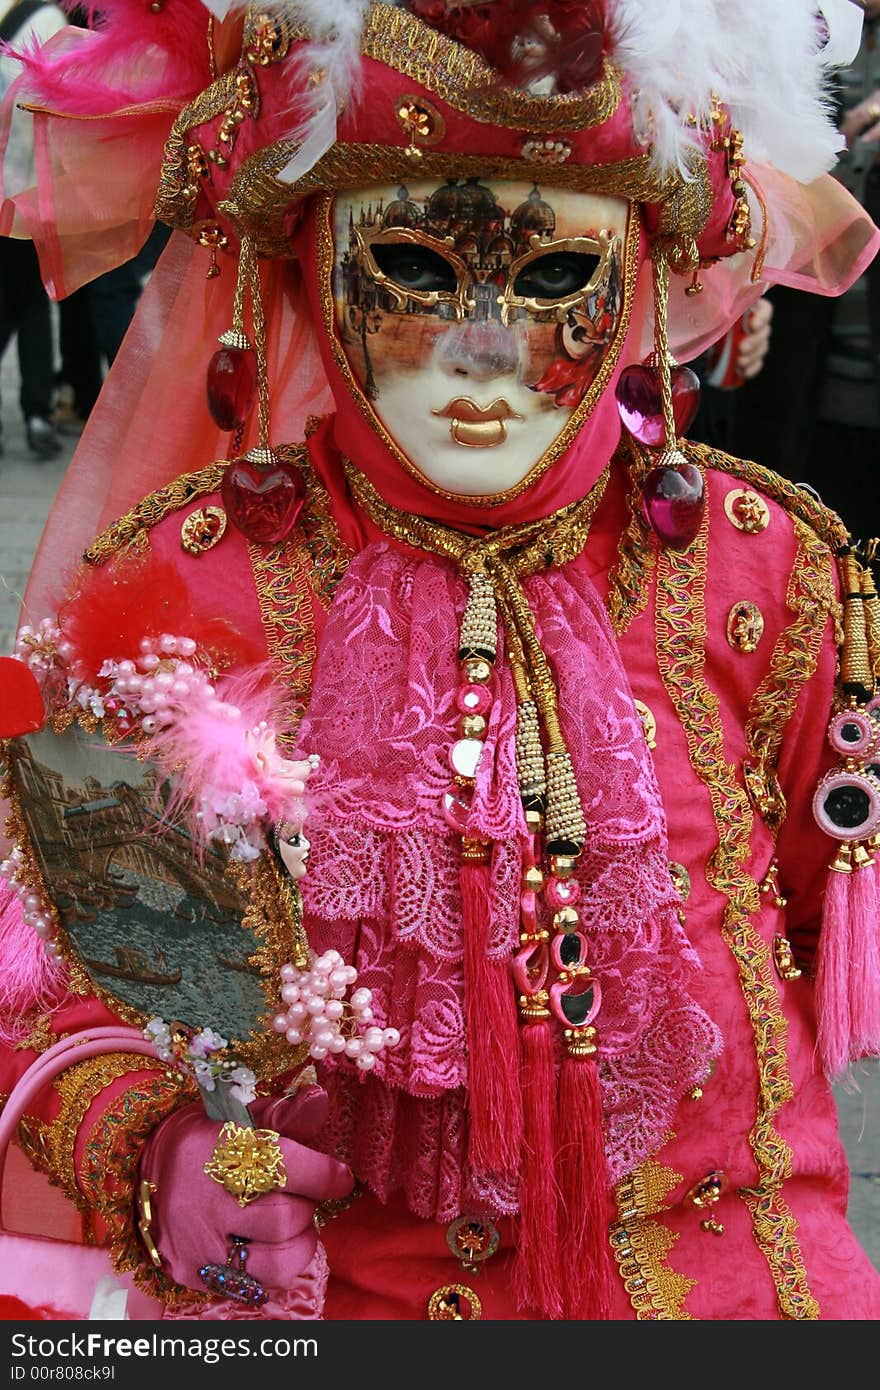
[82,444,309,567]
[681,440,849,552]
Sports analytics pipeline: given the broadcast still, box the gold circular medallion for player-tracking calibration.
[181,505,227,555]
[634,699,657,750]
[726,600,764,653]
[427,1284,482,1321]
[723,488,770,535]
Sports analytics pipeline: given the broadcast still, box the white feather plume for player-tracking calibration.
[609,0,854,182]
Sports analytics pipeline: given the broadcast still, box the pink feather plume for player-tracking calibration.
[5,0,215,116]
[144,665,311,859]
[0,880,69,1045]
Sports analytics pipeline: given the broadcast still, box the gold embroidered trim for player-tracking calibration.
[315,193,641,507]
[221,140,692,259]
[248,444,351,738]
[683,441,849,552]
[154,9,292,234]
[155,69,239,233]
[611,1157,696,1320]
[743,521,838,840]
[83,464,227,566]
[654,488,820,1320]
[606,446,656,636]
[13,1012,62,1054]
[80,1067,201,1306]
[17,1053,146,1210]
[362,4,620,134]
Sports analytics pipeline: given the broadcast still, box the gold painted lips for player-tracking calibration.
[432,397,523,448]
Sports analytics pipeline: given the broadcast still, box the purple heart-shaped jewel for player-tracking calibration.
[616,363,701,447]
[642,463,705,549]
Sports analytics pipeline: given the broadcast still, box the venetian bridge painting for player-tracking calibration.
[8,725,269,1040]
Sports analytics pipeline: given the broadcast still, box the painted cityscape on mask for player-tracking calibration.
[333,178,625,408]
[8,725,269,1038]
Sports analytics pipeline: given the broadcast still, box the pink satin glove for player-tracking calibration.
[139,1086,352,1295]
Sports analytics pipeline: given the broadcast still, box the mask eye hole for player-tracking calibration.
[513,251,600,301]
[371,242,458,294]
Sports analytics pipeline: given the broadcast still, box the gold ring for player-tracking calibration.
[204,1123,287,1207]
[868,104,880,123]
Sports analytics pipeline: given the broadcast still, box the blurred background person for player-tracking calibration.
[694,0,880,536]
[0,0,63,459]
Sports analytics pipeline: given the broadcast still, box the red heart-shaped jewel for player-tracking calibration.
[616,363,701,447]
[642,464,705,550]
[0,656,46,737]
[220,454,307,546]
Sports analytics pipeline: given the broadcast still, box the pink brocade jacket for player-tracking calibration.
[3,433,879,1322]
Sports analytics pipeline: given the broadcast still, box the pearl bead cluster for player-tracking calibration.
[272,951,400,1071]
[96,634,208,737]
[0,844,62,959]
[14,619,69,679]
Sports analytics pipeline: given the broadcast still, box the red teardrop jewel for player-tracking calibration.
[615,362,701,447]
[220,449,307,545]
[206,330,258,432]
[642,460,706,550]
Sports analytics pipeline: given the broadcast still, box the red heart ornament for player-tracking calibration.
[0,656,46,737]
[615,363,701,447]
[642,464,705,550]
[220,453,307,546]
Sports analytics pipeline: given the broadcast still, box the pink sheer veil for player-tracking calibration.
[17,237,330,623]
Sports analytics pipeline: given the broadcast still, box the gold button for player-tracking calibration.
[634,699,657,750]
[180,505,227,555]
[686,1170,729,1210]
[726,601,764,653]
[724,488,770,534]
[773,934,802,981]
[669,861,691,902]
[427,1284,482,1320]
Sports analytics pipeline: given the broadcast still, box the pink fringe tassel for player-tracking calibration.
[461,857,523,1175]
[816,866,855,1077]
[513,1018,562,1318]
[849,858,880,1057]
[0,880,68,1044]
[557,1056,614,1321]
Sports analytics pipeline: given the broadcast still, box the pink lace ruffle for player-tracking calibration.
[298,543,721,1217]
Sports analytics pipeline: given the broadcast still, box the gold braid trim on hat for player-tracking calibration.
[361,3,621,134]
[154,5,711,261]
[219,141,707,261]
[342,460,607,850]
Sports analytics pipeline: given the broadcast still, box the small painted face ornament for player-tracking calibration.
[330,179,633,498]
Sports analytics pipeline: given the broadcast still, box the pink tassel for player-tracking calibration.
[557,1053,614,1320]
[461,852,523,1175]
[816,860,854,1078]
[849,855,880,1057]
[513,1014,562,1318]
[0,881,68,1044]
